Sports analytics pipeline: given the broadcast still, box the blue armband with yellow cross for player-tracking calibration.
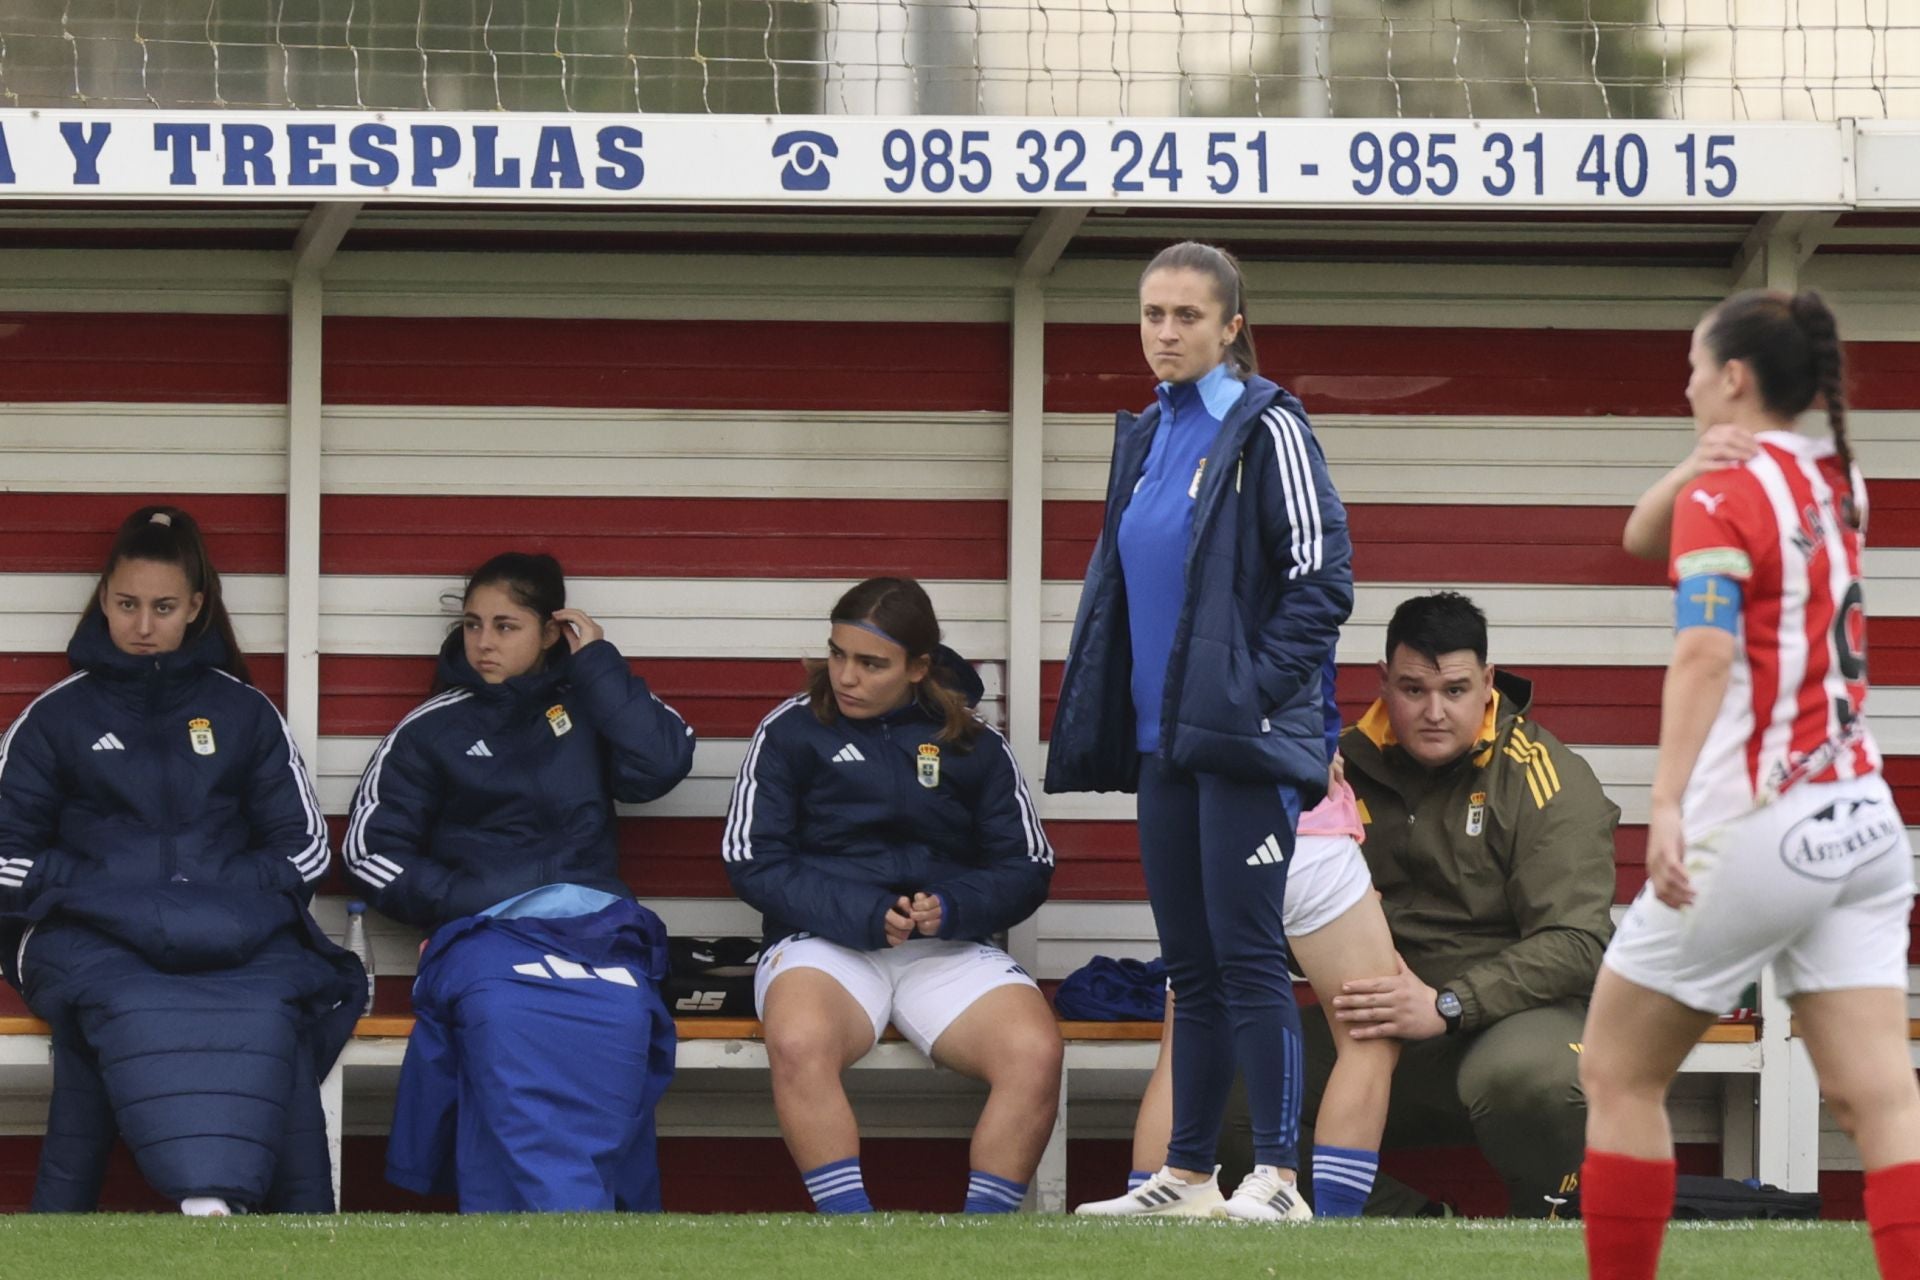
[1675,574,1743,635]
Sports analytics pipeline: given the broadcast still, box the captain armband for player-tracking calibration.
[1674,574,1743,636]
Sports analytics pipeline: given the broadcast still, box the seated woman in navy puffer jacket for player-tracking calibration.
[724,576,1061,1215]
[0,505,365,1216]
[345,552,695,1212]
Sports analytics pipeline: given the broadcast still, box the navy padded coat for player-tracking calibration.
[344,632,696,929]
[0,613,363,1211]
[722,652,1053,950]
[1045,375,1354,803]
[0,612,329,910]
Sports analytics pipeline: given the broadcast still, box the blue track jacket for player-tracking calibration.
[1045,375,1354,802]
[344,633,696,928]
[722,651,1053,950]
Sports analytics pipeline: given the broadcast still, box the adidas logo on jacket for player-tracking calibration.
[343,633,695,930]
[722,648,1053,952]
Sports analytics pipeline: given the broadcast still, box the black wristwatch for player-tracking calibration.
[1435,988,1464,1036]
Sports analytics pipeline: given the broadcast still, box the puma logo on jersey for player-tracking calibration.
[465,740,493,758]
[1246,834,1287,866]
[511,954,637,986]
[831,743,866,763]
[90,734,126,752]
[1689,489,1727,516]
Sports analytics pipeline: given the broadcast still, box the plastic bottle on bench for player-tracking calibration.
[345,900,376,1016]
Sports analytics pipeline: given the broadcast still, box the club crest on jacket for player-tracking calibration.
[1466,791,1487,837]
[917,743,940,789]
[546,704,573,737]
[187,717,216,756]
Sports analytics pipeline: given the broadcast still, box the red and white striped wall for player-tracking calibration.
[3,248,1918,1000]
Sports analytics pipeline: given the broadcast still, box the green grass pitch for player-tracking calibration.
[0,1215,1876,1279]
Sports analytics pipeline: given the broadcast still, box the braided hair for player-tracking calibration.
[1704,288,1858,528]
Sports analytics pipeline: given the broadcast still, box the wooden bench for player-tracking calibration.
[0,1012,1774,1211]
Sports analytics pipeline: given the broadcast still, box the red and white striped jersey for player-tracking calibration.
[1669,430,1880,833]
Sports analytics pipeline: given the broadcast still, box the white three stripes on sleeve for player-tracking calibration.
[0,671,91,891]
[215,671,330,883]
[992,730,1054,866]
[722,696,808,865]
[1262,406,1326,581]
[344,690,474,889]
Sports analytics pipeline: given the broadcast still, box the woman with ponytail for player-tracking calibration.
[345,552,695,1212]
[724,577,1060,1215]
[0,505,364,1215]
[1582,291,1920,1278]
[1052,242,1354,1221]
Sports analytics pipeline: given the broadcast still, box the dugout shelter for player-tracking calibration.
[0,102,1918,1214]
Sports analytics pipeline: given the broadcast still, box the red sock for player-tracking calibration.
[1581,1150,1675,1280]
[1865,1162,1920,1278]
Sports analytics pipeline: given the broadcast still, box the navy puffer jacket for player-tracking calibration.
[0,611,329,914]
[344,632,696,930]
[1045,375,1353,803]
[722,650,1053,950]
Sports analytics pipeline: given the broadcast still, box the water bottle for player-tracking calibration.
[344,900,376,1017]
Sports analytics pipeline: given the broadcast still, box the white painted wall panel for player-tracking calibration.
[0,404,287,492]
[322,406,1011,499]
[0,573,287,653]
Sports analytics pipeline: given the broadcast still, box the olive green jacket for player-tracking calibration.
[1339,670,1619,1034]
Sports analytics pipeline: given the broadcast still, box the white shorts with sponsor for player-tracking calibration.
[1605,774,1915,1013]
[1287,833,1375,938]
[753,934,1039,1057]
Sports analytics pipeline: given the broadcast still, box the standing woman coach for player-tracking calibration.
[1055,242,1354,1221]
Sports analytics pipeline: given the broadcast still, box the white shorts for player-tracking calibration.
[1605,774,1915,1013]
[753,934,1040,1057]
[1287,834,1375,938]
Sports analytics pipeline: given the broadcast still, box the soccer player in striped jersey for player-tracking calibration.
[1580,291,1920,1278]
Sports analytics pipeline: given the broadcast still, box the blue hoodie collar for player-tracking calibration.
[1155,360,1244,424]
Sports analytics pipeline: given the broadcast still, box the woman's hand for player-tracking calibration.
[1683,424,1758,481]
[1646,800,1695,910]
[883,896,915,947]
[551,608,605,653]
[1328,752,1346,793]
[910,892,944,937]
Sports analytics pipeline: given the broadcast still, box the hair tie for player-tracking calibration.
[148,511,173,527]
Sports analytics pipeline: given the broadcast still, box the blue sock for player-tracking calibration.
[964,1170,1027,1213]
[1311,1144,1378,1219]
[803,1157,873,1213]
[1126,1169,1154,1191]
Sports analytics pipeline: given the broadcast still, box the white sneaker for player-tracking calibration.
[180,1197,232,1218]
[1074,1166,1226,1217]
[1218,1166,1313,1222]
